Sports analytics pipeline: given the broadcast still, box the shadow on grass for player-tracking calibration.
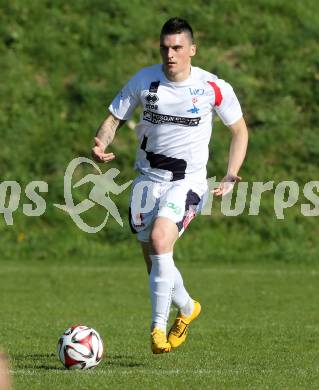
[12,353,144,370]
[107,354,144,368]
[12,353,64,370]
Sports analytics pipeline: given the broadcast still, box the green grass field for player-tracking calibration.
[1,260,318,389]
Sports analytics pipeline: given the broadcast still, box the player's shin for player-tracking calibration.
[172,265,194,317]
[149,253,175,331]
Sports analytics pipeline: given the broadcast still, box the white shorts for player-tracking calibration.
[128,175,207,242]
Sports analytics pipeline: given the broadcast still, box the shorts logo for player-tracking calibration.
[143,110,200,126]
[164,202,182,215]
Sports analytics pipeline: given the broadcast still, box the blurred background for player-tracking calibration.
[1,0,318,265]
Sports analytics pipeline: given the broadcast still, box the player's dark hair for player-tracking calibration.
[160,17,194,42]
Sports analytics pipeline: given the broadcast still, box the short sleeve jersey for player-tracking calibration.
[109,64,242,183]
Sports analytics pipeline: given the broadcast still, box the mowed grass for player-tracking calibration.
[0,261,319,389]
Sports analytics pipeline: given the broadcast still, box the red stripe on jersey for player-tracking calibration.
[208,81,223,106]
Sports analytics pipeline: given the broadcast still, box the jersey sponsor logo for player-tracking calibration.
[145,103,158,110]
[149,81,160,93]
[145,93,159,103]
[189,87,204,96]
[145,93,159,110]
[143,110,201,126]
[187,104,200,114]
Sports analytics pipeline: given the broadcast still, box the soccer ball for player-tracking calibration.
[57,325,104,370]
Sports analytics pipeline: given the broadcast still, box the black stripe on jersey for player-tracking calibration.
[149,81,160,93]
[141,135,187,181]
[176,190,201,232]
[143,110,200,127]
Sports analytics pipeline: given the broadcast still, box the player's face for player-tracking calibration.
[160,32,196,81]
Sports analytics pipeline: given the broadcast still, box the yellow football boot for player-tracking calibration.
[151,327,172,354]
[168,300,201,348]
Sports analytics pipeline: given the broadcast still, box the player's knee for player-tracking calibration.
[150,227,171,254]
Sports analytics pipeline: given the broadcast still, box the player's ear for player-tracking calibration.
[190,44,196,57]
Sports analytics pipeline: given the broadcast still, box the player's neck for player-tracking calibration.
[163,65,192,82]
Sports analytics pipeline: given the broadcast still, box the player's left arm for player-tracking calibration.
[213,116,248,196]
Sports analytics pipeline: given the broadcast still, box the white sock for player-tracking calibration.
[172,266,191,310]
[149,252,174,331]
[180,297,194,317]
[172,266,194,317]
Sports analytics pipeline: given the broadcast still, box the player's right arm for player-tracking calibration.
[93,69,142,162]
[91,114,125,163]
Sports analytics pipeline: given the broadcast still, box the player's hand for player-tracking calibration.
[91,137,116,163]
[212,173,242,196]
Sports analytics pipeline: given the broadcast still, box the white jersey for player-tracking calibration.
[109,64,242,184]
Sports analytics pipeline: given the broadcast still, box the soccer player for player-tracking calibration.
[92,17,248,353]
